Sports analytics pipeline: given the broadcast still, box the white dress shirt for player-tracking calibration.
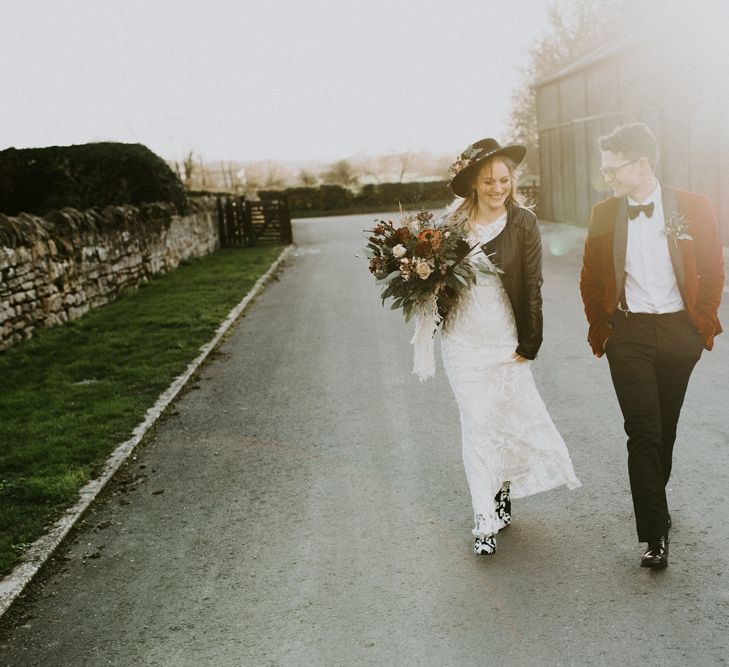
[624,181,684,313]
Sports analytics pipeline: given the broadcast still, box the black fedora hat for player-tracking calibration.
[448,138,526,198]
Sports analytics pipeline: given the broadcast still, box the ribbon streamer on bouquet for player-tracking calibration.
[410,294,439,381]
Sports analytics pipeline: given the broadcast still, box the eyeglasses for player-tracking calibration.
[599,157,642,179]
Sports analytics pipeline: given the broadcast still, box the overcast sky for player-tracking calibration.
[1,0,555,164]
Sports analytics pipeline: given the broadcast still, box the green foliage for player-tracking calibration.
[0,142,189,216]
[260,180,451,217]
[260,184,354,212]
[364,214,498,327]
[356,181,449,208]
[0,244,283,576]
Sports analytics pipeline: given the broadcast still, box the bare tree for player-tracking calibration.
[197,156,208,190]
[220,161,244,193]
[240,161,291,194]
[505,0,629,176]
[321,159,358,187]
[393,152,415,183]
[182,150,195,188]
[353,154,389,184]
[298,169,319,187]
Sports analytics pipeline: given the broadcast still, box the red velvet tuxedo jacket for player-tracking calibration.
[580,186,724,357]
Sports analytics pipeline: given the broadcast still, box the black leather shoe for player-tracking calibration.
[640,536,669,569]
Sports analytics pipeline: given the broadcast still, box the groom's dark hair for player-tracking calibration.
[598,122,659,169]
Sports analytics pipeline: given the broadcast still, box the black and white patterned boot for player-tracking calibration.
[495,481,511,527]
[474,534,497,555]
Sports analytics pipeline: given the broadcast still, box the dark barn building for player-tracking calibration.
[535,25,729,245]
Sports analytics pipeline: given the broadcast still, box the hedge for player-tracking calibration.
[0,143,188,216]
[259,180,452,216]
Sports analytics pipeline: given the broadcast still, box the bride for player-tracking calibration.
[440,138,581,555]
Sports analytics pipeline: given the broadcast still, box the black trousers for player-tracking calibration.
[605,309,704,542]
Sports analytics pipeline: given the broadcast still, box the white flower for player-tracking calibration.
[392,244,407,258]
[662,211,692,247]
[414,259,433,280]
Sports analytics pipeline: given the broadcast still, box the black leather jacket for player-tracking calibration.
[480,205,544,359]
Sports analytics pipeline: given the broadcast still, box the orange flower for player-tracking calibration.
[417,228,443,251]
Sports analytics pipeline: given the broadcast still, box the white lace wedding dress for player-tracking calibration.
[440,212,581,538]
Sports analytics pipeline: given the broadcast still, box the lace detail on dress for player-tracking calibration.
[495,481,511,527]
[441,213,580,539]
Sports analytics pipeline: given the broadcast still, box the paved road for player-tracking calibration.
[1,213,728,666]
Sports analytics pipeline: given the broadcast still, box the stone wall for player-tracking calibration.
[0,200,219,350]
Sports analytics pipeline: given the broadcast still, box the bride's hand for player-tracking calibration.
[512,352,528,363]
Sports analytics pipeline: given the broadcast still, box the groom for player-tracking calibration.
[580,122,724,569]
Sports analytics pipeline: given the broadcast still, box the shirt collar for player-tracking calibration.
[628,180,661,207]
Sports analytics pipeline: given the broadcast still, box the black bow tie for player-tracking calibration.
[628,202,654,219]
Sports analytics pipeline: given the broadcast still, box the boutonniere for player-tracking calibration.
[662,211,692,247]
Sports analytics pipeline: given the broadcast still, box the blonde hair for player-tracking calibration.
[452,156,524,222]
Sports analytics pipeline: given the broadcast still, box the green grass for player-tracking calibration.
[0,244,284,575]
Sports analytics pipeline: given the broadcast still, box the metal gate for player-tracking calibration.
[216,195,293,247]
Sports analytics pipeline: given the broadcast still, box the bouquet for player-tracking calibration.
[364,209,499,380]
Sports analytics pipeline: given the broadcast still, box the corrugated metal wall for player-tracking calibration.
[536,37,729,244]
